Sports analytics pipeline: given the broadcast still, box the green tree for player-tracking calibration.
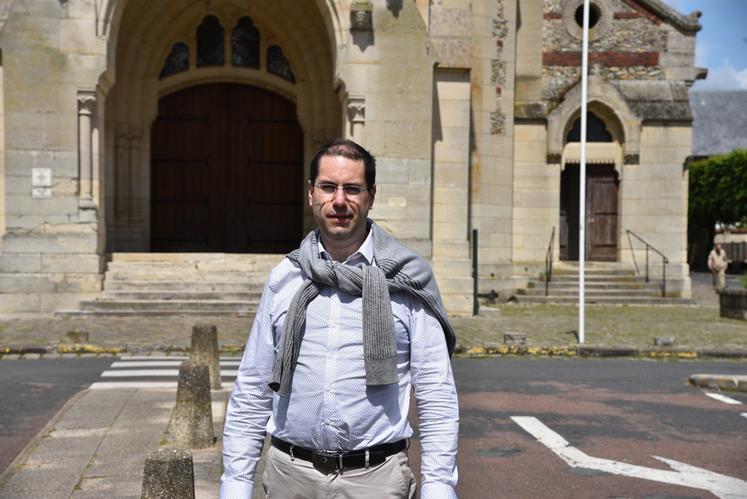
[688,149,747,267]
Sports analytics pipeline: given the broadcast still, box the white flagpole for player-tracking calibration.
[578,0,590,345]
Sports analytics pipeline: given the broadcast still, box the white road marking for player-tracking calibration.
[110,360,241,368]
[117,355,241,361]
[90,381,179,390]
[741,413,747,420]
[101,369,239,378]
[511,416,747,499]
[705,392,743,405]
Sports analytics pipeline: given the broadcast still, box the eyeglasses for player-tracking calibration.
[314,182,368,197]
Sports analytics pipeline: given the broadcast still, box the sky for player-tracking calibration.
[663,0,747,90]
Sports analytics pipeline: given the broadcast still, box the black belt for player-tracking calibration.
[270,436,406,474]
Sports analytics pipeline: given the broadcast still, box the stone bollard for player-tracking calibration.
[190,323,221,390]
[141,447,195,499]
[172,361,214,449]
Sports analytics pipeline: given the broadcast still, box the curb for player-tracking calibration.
[689,374,747,392]
[454,345,747,360]
[2,343,747,360]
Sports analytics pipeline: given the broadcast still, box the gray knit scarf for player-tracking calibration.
[268,221,456,396]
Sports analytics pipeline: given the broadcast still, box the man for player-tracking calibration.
[707,243,728,290]
[221,139,459,498]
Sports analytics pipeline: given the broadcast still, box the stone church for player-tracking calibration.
[0,0,703,315]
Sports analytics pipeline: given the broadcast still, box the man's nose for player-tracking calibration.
[332,187,347,206]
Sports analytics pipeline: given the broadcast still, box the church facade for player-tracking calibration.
[0,0,703,314]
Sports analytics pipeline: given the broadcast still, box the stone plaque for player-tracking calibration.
[32,168,52,187]
[32,187,52,199]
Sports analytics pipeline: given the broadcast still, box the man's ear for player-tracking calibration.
[307,180,314,207]
[368,184,376,208]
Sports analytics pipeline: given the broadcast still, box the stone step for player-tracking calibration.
[55,309,258,318]
[514,295,692,305]
[104,280,264,291]
[104,271,269,283]
[517,288,663,297]
[543,274,640,282]
[526,282,661,291]
[105,262,278,272]
[78,299,258,312]
[109,252,284,264]
[99,290,262,301]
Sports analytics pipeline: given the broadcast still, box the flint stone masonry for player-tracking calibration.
[172,361,214,449]
[141,447,195,499]
[190,323,221,390]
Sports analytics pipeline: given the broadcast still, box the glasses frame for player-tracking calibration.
[312,181,369,197]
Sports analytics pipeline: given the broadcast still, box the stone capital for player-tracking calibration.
[77,91,97,116]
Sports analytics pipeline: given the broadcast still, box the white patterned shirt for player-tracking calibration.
[220,231,459,498]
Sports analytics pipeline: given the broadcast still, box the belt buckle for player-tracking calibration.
[312,451,341,474]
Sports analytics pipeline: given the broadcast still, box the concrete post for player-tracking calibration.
[141,447,195,499]
[190,323,221,389]
[172,361,214,449]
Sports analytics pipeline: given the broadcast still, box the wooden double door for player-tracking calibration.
[151,83,303,253]
[559,163,619,261]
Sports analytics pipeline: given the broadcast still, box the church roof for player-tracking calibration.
[690,90,747,156]
[634,0,702,33]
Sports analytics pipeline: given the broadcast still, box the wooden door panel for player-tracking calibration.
[587,166,618,261]
[152,83,303,253]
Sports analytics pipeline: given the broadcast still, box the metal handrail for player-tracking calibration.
[625,229,669,297]
[545,227,555,296]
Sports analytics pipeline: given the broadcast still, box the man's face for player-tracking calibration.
[308,154,375,247]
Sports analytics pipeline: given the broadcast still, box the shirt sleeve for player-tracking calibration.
[220,278,277,498]
[409,301,460,498]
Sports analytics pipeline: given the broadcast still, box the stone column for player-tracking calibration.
[77,90,97,221]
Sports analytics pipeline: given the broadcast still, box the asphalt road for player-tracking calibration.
[415,357,747,498]
[2,356,746,498]
[0,358,112,474]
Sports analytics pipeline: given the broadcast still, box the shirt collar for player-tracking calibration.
[318,229,375,265]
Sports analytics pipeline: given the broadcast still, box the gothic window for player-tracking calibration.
[197,15,225,67]
[267,45,295,83]
[159,42,189,79]
[232,17,260,68]
[566,113,613,143]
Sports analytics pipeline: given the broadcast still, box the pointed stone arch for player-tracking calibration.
[547,74,641,165]
[98,0,342,251]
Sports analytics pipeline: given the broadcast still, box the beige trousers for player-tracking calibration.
[262,445,417,499]
[712,268,726,289]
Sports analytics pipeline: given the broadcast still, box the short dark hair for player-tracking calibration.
[309,138,376,189]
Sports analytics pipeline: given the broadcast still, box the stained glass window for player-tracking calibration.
[159,42,189,79]
[232,17,259,68]
[197,15,225,67]
[267,45,295,83]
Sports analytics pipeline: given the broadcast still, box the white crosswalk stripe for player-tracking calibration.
[90,356,241,390]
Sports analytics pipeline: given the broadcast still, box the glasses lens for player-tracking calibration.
[317,183,337,194]
[343,185,366,195]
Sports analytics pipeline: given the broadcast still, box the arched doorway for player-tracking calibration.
[150,83,303,253]
[560,112,620,261]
